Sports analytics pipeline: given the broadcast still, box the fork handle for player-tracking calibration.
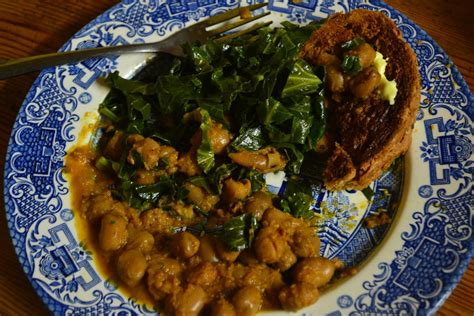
[0,39,181,80]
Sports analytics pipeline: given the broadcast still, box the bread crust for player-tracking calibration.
[300,9,421,190]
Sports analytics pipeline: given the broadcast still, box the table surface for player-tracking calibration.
[0,1,473,315]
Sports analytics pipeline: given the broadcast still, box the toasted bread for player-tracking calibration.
[300,9,421,190]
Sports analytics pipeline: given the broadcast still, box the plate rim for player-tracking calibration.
[3,0,473,315]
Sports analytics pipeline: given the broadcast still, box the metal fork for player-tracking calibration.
[0,3,271,79]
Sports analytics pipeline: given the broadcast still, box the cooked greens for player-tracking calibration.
[341,55,362,75]
[96,21,325,219]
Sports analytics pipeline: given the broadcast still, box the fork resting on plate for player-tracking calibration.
[0,3,271,79]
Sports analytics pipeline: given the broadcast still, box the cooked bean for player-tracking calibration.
[198,235,219,262]
[228,147,286,172]
[190,121,232,155]
[293,257,335,287]
[346,43,376,68]
[238,249,259,265]
[316,52,340,66]
[326,64,345,93]
[171,202,195,219]
[245,191,273,220]
[171,232,200,259]
[174,284,208,316]
[278,282,320,311]
[177,150,201,176]
[158,145,179,174]
[209,122,233,154]
[261,207,301,230]
[349,66,381,98]
[86,193,126,221]
[147,257,183,300]
[134,169,156,185]
[141,208,176,235]
[117,249,148,287]
[103,130,124,160]
[184,182,219,211]
[211,298,236,316]
[277,246,297,272]
[254,226,286,264]
[127,137,161,169]
[186,262,218,286]
[126,231,155,253]
[232,286,262,316]
[222,178,251,204]
[215,239,240,262]
[99,213,128,251]
[292,227,320,258]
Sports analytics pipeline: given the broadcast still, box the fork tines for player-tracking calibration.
[202,3,272,41]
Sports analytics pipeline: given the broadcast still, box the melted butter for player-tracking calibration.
[374,51,398,105]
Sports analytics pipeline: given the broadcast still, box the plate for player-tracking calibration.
[4,0,473,315]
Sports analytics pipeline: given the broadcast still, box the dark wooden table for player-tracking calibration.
[0,1,473,315]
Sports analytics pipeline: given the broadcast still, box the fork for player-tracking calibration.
[0,3,271,79]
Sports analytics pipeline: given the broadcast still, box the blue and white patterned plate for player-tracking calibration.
[4,1,473,315]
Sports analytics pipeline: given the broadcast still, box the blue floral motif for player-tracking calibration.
[3,0,473,315]
[288,7,309,24]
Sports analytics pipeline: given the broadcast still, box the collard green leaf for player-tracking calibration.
[257,98,292,126]
[291,115,314,145]
[106,72,155,95]
[361,186,375,201]
[281,60,322,98]
[196,98,227,128]
[196,109,215,173]
[282,20,325,46]
[220,214,258,251]
[231,126,266,151]
[341,55,362,75]
[126,93,151,119]
[156,75,201,114]
[187,176,213,194]
[265,124,292,143]
[307,95,326,150]
[280,177,315,218]
[237,168,266,193]
[281,192,314,219]
[211,163,237,194]
[274,143,305,174]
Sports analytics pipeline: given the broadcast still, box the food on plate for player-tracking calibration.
[301,9,420,190]
[65,8,418,315]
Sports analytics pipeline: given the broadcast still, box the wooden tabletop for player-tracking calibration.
[0,1,472,315]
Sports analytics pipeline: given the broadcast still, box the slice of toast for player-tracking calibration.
[300,9,421,190]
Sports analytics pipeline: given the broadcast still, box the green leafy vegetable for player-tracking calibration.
[211,164,237,194]
[280,192,315,219]
[196,109,215,174]
[361,186,375,201]
[219,214,258,251]
[279,176,315,218]
[94,156,119,173]
[187,176,213,194]
[96,22,330,214]
[274,143,305,174]
[237,168,266,193]
[281,59,322,98]
[307,95,326,149]
[231,126,266,151]
[156,75,201,115]
[257,98,292,126]
[341,55,362,75]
